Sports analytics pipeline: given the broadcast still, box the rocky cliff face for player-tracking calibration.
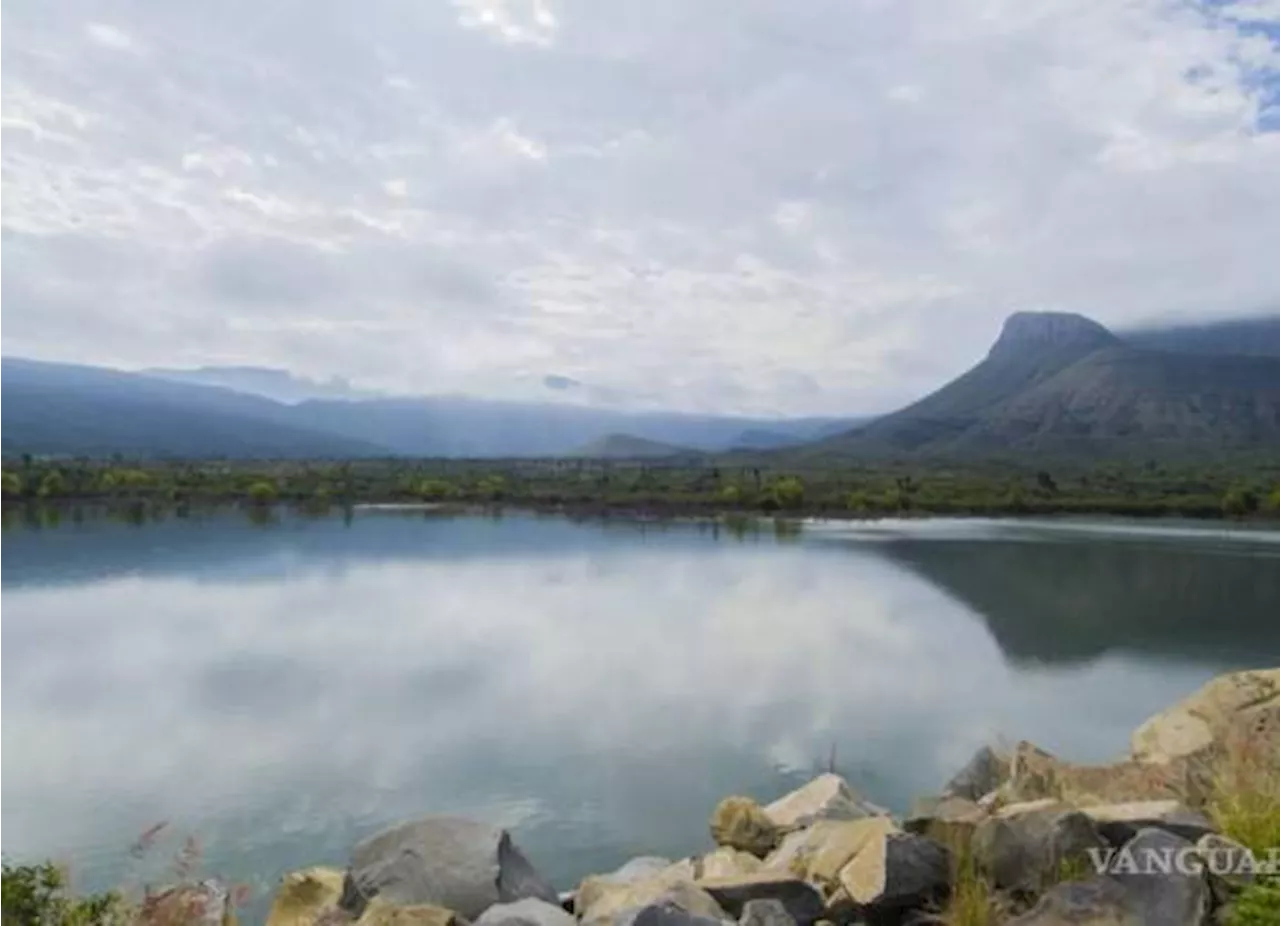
[986,311,1119,363]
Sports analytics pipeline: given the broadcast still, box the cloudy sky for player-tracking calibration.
[3,0,1279,415]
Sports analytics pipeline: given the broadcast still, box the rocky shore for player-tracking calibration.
[149,668,1279,926]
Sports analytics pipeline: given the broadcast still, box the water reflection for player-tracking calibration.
[2,511,1276,918]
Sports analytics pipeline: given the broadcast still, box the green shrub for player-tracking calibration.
[416,478,457,501]
[246,480,278,504]
[1,861,128,926]
[760,476,804,511]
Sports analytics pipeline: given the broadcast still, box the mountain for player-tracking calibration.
[144,365,377,402]
[1,359,388,459]
[574,433,698,459]
[1121,315,1280,359]
[1,357,858,459]
[809,311,1280,460]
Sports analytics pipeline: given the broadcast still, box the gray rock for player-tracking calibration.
[842,833,951,923]
[1108,828,1211,926]
[943,746,1009,801]
[972,803,1106,895]
[697,875,823,926]
[617,900,728,926]
[1013,828,1212,926]
[340,816,558,919]
[737,900,795,926]
[475,899,576,926]
[1196,832,1257,901]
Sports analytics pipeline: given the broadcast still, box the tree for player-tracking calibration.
[37,470,67,498]
[760,476,804,511]
[1,471,22,499]
[1222,486,1259,518]
[247,480,278,505]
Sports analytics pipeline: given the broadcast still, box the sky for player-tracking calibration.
[2,0,1279,416]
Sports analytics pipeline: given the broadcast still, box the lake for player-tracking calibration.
[3,508,1279,919]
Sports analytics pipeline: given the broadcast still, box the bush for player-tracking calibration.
[1222,486,1259,517]
[1,861,128,926]
[760,476,804,511]
[246,480,278,505]
[416,478,457,501]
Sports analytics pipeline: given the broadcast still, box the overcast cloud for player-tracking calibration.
[3,0,1279,414]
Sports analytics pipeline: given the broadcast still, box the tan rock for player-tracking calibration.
[836,831,951,917]
[358,900,462,926]
[1007,741,1204,806]
[137,881,235,926]
[697,847,763,880]
[710,797,780,858]
[1079,800,1214,844]
[267,868,346,926]
[761,817,901,891]
[575,857,694,916]
[577,870,718,924]
[763,775,871,830]
[1131,668,1280,765]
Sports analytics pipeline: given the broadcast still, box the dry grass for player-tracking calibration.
[1208,733,1280,857]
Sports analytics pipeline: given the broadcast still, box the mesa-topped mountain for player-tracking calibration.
[811,311,1280,460]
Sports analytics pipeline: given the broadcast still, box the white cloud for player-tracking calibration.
[2,0,1278,414]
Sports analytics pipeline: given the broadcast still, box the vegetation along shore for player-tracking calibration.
[4,667,1278,925]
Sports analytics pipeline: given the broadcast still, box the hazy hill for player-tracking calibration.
[573,433,698,459]
[809,312,1280,460]
[144,365,376,403]
[1,358,387,459]
[1121,315,1280,359]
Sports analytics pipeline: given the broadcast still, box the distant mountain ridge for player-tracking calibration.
[574,433,698,459]
[1,358,853,459]
[809,311,1280,460]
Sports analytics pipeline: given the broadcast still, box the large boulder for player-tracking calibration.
[943,746,1010,802]
[834,832,951,924]
[762,775,881,830]
[339,817,557,920]
[577,870,712,925]
[1079,800,1215,846]
[474,898,575,926]
[1013,828,1211,926]
[971,800,1106,895]
[1195,832,1258,899]
[696,874,823,926]
[267,868,345,926]
[710,798,781,858]
[575,858,696,921]
[763,817,901,888]
[1131,668,1280,765]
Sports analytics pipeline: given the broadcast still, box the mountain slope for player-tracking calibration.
[1,359,389,459]
[811,312,1280,459]
[573,433,698,459]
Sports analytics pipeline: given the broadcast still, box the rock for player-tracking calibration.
[836,832,951,922]
[972,801,1106,895]
[578,875,720,925]
[137,880,234,926]
[710,798,781,858]
[764,817,901,887]
[697,848,763,881]
[1020,829,1211,925]
[474,898,575,926]
[943,746,1011,801]
[762,775,879,830]
[576,859,697,920]
[1007,741,1202,806]
[1006,876,1133,925]
[1131,668,1280,765]
[339,817,557,920]
[1108,829,1211,925]
[358,900,465,926]
[267,868,346,926]
[615,897,728,926]
[903,796,986,854]
[737,899,796,926]
[696,874,823,926]
[1080,800,1215,846]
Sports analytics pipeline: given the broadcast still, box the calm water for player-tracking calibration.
[3,508,1279,918]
